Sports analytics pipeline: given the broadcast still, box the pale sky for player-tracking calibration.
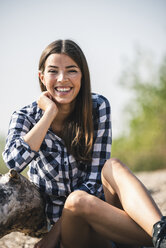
[0,0,166,139]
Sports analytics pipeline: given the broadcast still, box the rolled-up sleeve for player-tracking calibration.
[77,95,112,197]
[3,111,38,172]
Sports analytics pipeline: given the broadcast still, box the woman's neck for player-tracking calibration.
[57,101,75,121]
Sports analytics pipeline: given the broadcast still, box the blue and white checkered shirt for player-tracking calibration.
[3,93,112,224]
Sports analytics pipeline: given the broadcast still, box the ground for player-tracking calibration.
[0,169,166,248]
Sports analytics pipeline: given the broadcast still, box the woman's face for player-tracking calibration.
[39,53,82,106]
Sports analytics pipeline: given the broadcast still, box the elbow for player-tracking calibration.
[2,151,21,172]
[5,161,23,173]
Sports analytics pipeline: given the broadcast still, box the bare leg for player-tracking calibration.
[61,190,154,248]
[34,219,61,248]
[36,158,163,248]
[61,193,112,248]
[102,158,162,236]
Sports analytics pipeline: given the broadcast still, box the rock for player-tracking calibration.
[0,169,47,239]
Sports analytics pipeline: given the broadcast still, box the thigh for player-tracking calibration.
[61,191,152,247]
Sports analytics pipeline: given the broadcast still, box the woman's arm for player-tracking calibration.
[3,91,58,172]
[24,91,58,151]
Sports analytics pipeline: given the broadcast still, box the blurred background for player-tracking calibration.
[0,0,166,175]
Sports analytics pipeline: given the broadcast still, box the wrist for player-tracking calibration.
[44,105,57,120]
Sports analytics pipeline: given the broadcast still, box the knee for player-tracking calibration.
[102,158,127,180]
[64,190,93,217]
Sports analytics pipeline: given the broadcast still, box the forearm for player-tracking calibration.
[24,107,56,152]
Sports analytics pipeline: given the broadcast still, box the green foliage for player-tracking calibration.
[0,136,8,174]
[112,54,166,172]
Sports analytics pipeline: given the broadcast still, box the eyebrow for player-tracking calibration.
[47,65,79,69]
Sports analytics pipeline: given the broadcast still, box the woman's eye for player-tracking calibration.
[68,70,77,74]
[48,70,58,74]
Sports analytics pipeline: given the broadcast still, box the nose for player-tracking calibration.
[57,72,67,82]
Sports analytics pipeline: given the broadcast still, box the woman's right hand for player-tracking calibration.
[23,91,59,152]
[37,91,58,118]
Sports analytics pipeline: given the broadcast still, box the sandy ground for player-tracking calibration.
[0,169,166,248]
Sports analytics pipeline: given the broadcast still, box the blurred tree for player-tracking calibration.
[112,52,166,171]
[0,136,28,176]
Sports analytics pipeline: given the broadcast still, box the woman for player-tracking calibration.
[3,39,166,248]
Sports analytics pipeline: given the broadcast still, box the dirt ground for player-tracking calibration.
[0,169,166,248]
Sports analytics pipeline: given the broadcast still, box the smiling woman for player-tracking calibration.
[2,39,166,248]
[37,40,93,163]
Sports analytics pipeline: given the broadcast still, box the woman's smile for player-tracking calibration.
[55,87,72,92]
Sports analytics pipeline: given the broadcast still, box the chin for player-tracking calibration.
[54,96,76,104]
[55,99,73,106]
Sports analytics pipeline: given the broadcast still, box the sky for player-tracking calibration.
[0,0,166,139]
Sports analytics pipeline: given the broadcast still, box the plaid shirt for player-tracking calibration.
[3,93,112,224]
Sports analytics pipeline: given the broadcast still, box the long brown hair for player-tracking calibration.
[38,40,93,163]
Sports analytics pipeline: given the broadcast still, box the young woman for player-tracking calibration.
[3,39,166,248]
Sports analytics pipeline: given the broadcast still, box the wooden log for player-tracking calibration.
[0,169,48,238]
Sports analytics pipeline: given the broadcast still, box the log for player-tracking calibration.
[0,169,48,238]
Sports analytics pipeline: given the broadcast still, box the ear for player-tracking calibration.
[38,71,45,85]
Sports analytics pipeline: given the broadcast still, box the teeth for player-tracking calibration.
[55,87,71,92]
